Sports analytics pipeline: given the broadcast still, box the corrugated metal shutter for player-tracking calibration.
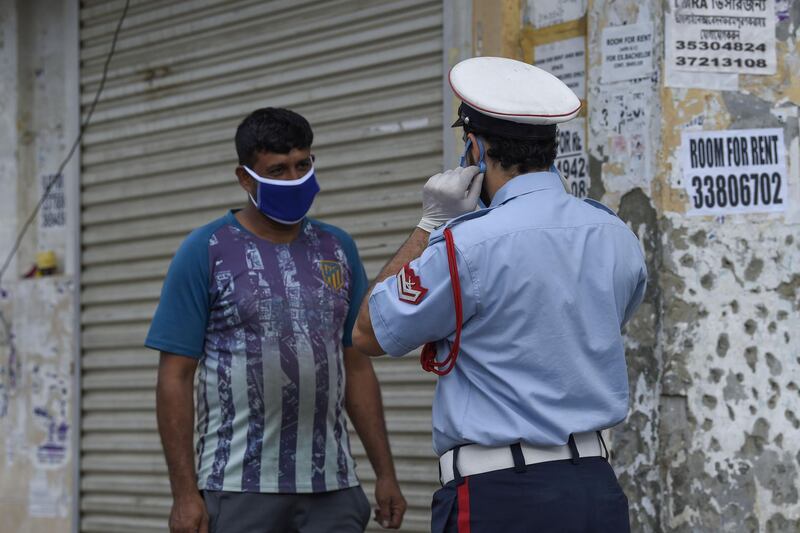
[79,1,443,531]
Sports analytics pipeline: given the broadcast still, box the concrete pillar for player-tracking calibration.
[654,1,800,530]
[0,0,19,279]
[586,2,663,530]
[0,1,79,532]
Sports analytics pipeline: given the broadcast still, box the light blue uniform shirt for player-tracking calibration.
[369,171,647,455]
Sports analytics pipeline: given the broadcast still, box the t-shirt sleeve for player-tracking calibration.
[145,230,211,358]
[368,240,478,357]
[341,233,369,348]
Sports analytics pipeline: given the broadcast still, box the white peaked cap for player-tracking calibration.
[449,57,581,131]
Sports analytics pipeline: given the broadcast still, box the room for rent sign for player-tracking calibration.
[681,128,788,215]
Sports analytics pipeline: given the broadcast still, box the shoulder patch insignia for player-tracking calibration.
[397,264,427,304]
[319,260,344,290]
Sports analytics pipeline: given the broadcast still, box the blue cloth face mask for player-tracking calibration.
[461,137,488,208]
[242,165,320,225]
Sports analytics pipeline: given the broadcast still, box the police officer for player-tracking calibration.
[352,57,647,533]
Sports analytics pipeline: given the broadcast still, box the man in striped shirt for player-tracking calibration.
[147,108,406,533]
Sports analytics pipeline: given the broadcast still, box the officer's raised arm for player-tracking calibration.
[352,167,483,356]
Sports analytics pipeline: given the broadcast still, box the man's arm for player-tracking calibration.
[352,227,430,355]
[156,352,208,533]
[353,166,482,355]
[344,347,407,529]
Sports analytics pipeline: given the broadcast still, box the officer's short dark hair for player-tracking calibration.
[466,127,557,175]
[235,107,313,167]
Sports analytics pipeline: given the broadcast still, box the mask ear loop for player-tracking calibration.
[460,137,487,174]
[242,166,262,208]
[475,138,487,173]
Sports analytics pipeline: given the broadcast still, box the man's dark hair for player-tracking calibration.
[467,128,557,174]
[235,107,313,167]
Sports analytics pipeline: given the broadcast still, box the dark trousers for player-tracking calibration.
[431,447,630,533]
[203,486,371,533]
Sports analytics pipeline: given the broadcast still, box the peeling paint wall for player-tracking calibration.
[472,0,521,59]
[0,279,75,532]
[656,1,800,529]
[586,1,665,530]
[657,217,800,532]
[0,1,79,531]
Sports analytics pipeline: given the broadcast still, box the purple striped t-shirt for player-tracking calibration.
[146,211,368,493]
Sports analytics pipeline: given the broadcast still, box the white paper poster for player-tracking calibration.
[525,0,586,28]
[556,119,590,198]
[39,174,65,230]
[681,128,788,215]
[666,0,776,76]
[592,86,652,190]
[665,69,739,91]
[601,23,654,83]
[535,37,586,99]
[597,88,649,135]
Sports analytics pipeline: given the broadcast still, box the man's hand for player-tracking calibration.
[373,475,407,529]
[418,166,484,232]
[169,492,209,533]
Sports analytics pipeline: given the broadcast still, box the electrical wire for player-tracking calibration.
[0,0,131,286]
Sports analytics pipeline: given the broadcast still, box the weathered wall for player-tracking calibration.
[0,1,79,531]
[586,1,664,530]
[655,1,800,530]
[0,0,20,427]
[0,1,18,281]
[0,278,76,532]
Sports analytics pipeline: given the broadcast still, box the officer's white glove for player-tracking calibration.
[418,166,484,233]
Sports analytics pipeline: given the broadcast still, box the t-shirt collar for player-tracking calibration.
[226,209,309,241]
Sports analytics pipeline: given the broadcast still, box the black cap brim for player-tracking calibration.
[451,103,557,140]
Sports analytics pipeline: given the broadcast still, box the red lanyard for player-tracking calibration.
[420,227,463,376]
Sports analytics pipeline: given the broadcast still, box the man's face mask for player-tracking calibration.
[242,165,320,225]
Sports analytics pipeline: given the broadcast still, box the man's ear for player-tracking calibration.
[235,166,254,195]
[467,132,481,166]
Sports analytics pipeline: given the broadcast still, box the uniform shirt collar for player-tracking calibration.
[489,171,565,208]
